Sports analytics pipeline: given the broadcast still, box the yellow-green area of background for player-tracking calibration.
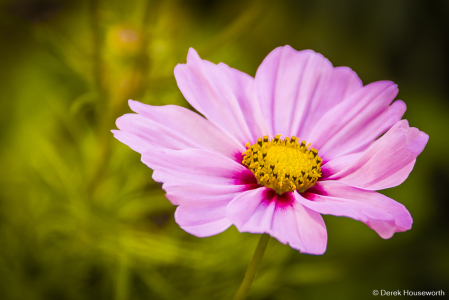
[0,0,448,299]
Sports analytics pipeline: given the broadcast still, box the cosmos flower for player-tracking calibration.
[112,46,428,255]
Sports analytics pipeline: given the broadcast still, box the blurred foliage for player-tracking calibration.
[0,0,448,299]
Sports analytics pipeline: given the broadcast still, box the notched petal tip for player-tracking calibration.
[267,45,330,65]
[416,131,429,147]
[364,80,399,98]
[173,48,201,75]
[280,45,319,55]
[187,47,201,62]
[392,119,429,153]
[114,113,129,127]
[391,99,407,115]
[128,98,139,109]
[376,212,413,239]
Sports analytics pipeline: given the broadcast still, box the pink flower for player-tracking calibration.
[112,46,428,255]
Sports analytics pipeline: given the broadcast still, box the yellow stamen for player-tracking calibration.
[242,134,322,194]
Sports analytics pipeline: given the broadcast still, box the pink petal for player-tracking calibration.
[255,45,362,138]
[327,120,429,190]
[320,152,363,179]
[301,181,412,239]
[174,48,268,145]
[114,100,243,161]
[112,129,158,153]
[175,203,233,237]
[226,188,327,255]
[143,148,255,186]
[147,149,258,237]
[159,173,258,205]
[308,81,405,160]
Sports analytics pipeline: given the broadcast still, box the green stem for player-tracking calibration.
[233,234,270,300]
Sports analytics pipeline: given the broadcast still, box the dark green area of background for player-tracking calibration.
[0,0,448,299]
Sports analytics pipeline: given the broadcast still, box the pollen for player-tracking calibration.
[242,134,323,195]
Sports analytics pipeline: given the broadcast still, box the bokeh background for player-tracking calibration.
[0,0,448,299]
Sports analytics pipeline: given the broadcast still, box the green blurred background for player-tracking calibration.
[0,0,448,299]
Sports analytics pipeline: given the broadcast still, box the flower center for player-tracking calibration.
[242,135,323,195]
